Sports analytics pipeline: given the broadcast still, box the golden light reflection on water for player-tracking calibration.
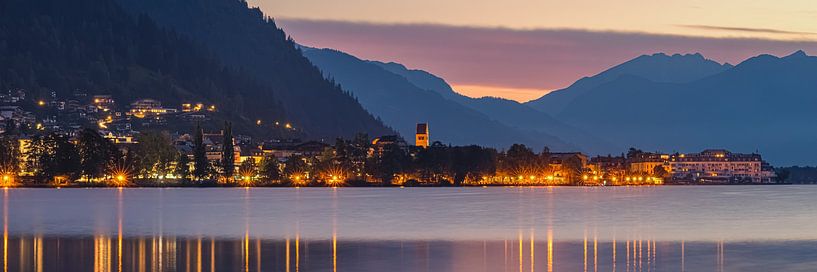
[681,240,685,272]
[0,233,804,271]
[529,229,534,272]
[547,229,553,272]
[518,230,523,272]
[0,188,809,271]
[3,189,6,272]
[33,236,41,272]
[196,238,201,272]
[94,235,111,272]
[612,238,616,272]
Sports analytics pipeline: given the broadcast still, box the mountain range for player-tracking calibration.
[303,47,817,165]
[1,0,814,165]
[526,53,734,115]
[301,48,574,150]
[530,51,817,165]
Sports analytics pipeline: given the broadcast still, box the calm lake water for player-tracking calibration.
[2,186,817,271]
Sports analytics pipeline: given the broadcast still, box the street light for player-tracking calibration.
[1,174,11,186]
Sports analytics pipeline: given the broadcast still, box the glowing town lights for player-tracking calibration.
[240,175,254,186]
[108,162,131,187]
[285,123,292,129]
[110,172,129,187]
[326,175,344,187]
[256,120,262,126]
[1,175,11,186]
[37,100,45,106]
[290,175,306,186]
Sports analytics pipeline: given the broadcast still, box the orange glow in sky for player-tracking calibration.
[451,85,552,103]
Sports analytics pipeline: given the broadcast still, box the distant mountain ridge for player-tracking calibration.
[526,53,733,115]
[307,47,817,165]
[545,51,817,165]
[302,47,575,150]
[370,61,619,153]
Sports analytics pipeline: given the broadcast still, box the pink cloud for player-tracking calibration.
[278,19,817,96]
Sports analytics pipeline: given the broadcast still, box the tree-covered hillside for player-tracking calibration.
[0,0,295,137]
[116,0,394,139]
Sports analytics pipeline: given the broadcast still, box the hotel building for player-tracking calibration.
[128,99,178,117]
[628,149,775,183]
[668,149,774,183]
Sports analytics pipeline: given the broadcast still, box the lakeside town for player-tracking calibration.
[0,89,781,187]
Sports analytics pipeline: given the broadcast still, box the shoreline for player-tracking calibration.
[0,183,797,189]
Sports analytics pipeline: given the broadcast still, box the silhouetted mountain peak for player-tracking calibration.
[587,52,731,86]
[378,61,410,71]
[732,50,817,71]
[526,52,731,115]
[785,50,809,59]
[631,52,720,66]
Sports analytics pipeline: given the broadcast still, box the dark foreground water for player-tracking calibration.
[2,186,817,271]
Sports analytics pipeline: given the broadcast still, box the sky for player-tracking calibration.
[249,0,817,102]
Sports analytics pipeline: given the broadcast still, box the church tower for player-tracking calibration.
[415,123,429,148]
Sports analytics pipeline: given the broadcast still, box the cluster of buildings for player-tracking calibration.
[588,149,777,184]
[0,89,219,140]
[0,89,309,176]
[406,123,777,185]
[0,89,300,146]
[173,134,329,168]
[0,89,780,186]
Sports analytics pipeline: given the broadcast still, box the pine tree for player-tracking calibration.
[175,152,191,183]
[77,128,119,182]
[221,122,235,180]
[192,124,208,180]
[3,120,16,136]
[260,156,280,182]
[0,136,21,174]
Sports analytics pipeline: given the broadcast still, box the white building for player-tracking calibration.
[668,149,775,183]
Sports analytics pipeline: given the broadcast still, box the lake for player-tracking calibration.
[2,186,816,271]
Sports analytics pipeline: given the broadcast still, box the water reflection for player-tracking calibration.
[0,235,814,271]
[2,187,817,271]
